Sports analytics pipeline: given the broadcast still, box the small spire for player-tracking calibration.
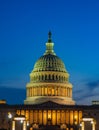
[44,31,56,55]
[48,31,52,43]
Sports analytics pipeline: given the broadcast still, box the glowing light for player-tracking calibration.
[20,120,23,123]
[48,113,51,119]
[91,121,93,124]
[27,121,29,126]
[14,116,25,121]
[82,118,93,121]
[80,123,82,127]
[74,115,77,119]
[8,113,12,119]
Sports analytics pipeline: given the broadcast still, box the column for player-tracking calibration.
[69,88,71,97]
[66,88,67,97]
[92,121,95,130]
[56,110,57,125]
[40,87,42,96]
[64,88,66,97]
[32,88,33,96]
[55,87,58,96]
[70,88,72,98]
[42,110,43,125]
[64,87,66,96]
[67,88,68,97]
[34,87,36,96]
[41,87,43,96]
[69,88,70,97]
[12,120,15,130]
[37,87,38,96]
[68,88,70,97]
[23,121,26,130]
[30,88,31,97]
[35,87,37,96]
[27,88,29,97]
[29,88,31,97]
[28,88,30,97]
[81,122,84,130]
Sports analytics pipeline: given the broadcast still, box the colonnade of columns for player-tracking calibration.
[27,86,72,98]
[30,73,68,83]
[16,109,82,127]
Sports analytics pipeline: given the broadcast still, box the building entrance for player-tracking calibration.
[80,118,96,130]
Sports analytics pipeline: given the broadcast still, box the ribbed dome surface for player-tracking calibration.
[33,54,67,72]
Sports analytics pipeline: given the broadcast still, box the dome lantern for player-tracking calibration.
[44,31,56,55]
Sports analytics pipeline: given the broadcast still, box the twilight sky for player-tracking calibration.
[0,0,99,105]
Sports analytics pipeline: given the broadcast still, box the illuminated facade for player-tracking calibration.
[0,32,99,130]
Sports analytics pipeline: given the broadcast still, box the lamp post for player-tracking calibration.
[8,113,12,130]
[27,121,29,130]
[20,120,23,130]
[73,119,81,130]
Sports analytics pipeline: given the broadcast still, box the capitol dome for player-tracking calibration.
[33,54,67,73]
[24,32,75,105]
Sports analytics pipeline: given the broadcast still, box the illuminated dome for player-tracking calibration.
[33,54,67,73]
[24,32,75,105]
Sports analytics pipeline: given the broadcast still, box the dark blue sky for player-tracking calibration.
[0,0,99,105]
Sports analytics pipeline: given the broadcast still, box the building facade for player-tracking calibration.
[0,32,99,130]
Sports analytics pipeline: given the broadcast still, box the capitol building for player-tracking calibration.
[0,32,99,130]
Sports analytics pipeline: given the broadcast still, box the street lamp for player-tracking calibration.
[20,120,23,130]
[27,121,29,130]
[8,112,12,130]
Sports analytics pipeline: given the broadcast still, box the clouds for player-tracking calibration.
[86,80,99,90]
[73,79,99,105]
[0,77,99,105]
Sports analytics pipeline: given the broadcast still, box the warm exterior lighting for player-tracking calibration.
[82,118,93,121]
[0,32,98,130]
[27,121,29,126]
[91,121,93,124]
[24,32,75,105]
[0,99,6,104]
[14,115,25,121]
[14,117,25,121]
[74,115,77,119]
[48,113,51,119]
[80,123,82,127]
[20,120,23,123]
[8,112,12,119]
[8,112,12,130]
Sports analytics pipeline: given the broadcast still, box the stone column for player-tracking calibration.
[31,88,33,96]
[66,88,67,96]
[92,121,95,130]
[26,88,29,97]
[29,88,30,97]
[67,88,68,97]
[70,88,72,98]
[23,121,26,130]
[12,120,15,130]
[81,121,84,130]
[30,88,31,97]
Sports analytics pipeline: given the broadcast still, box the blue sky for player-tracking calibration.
[0,0,99,104]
